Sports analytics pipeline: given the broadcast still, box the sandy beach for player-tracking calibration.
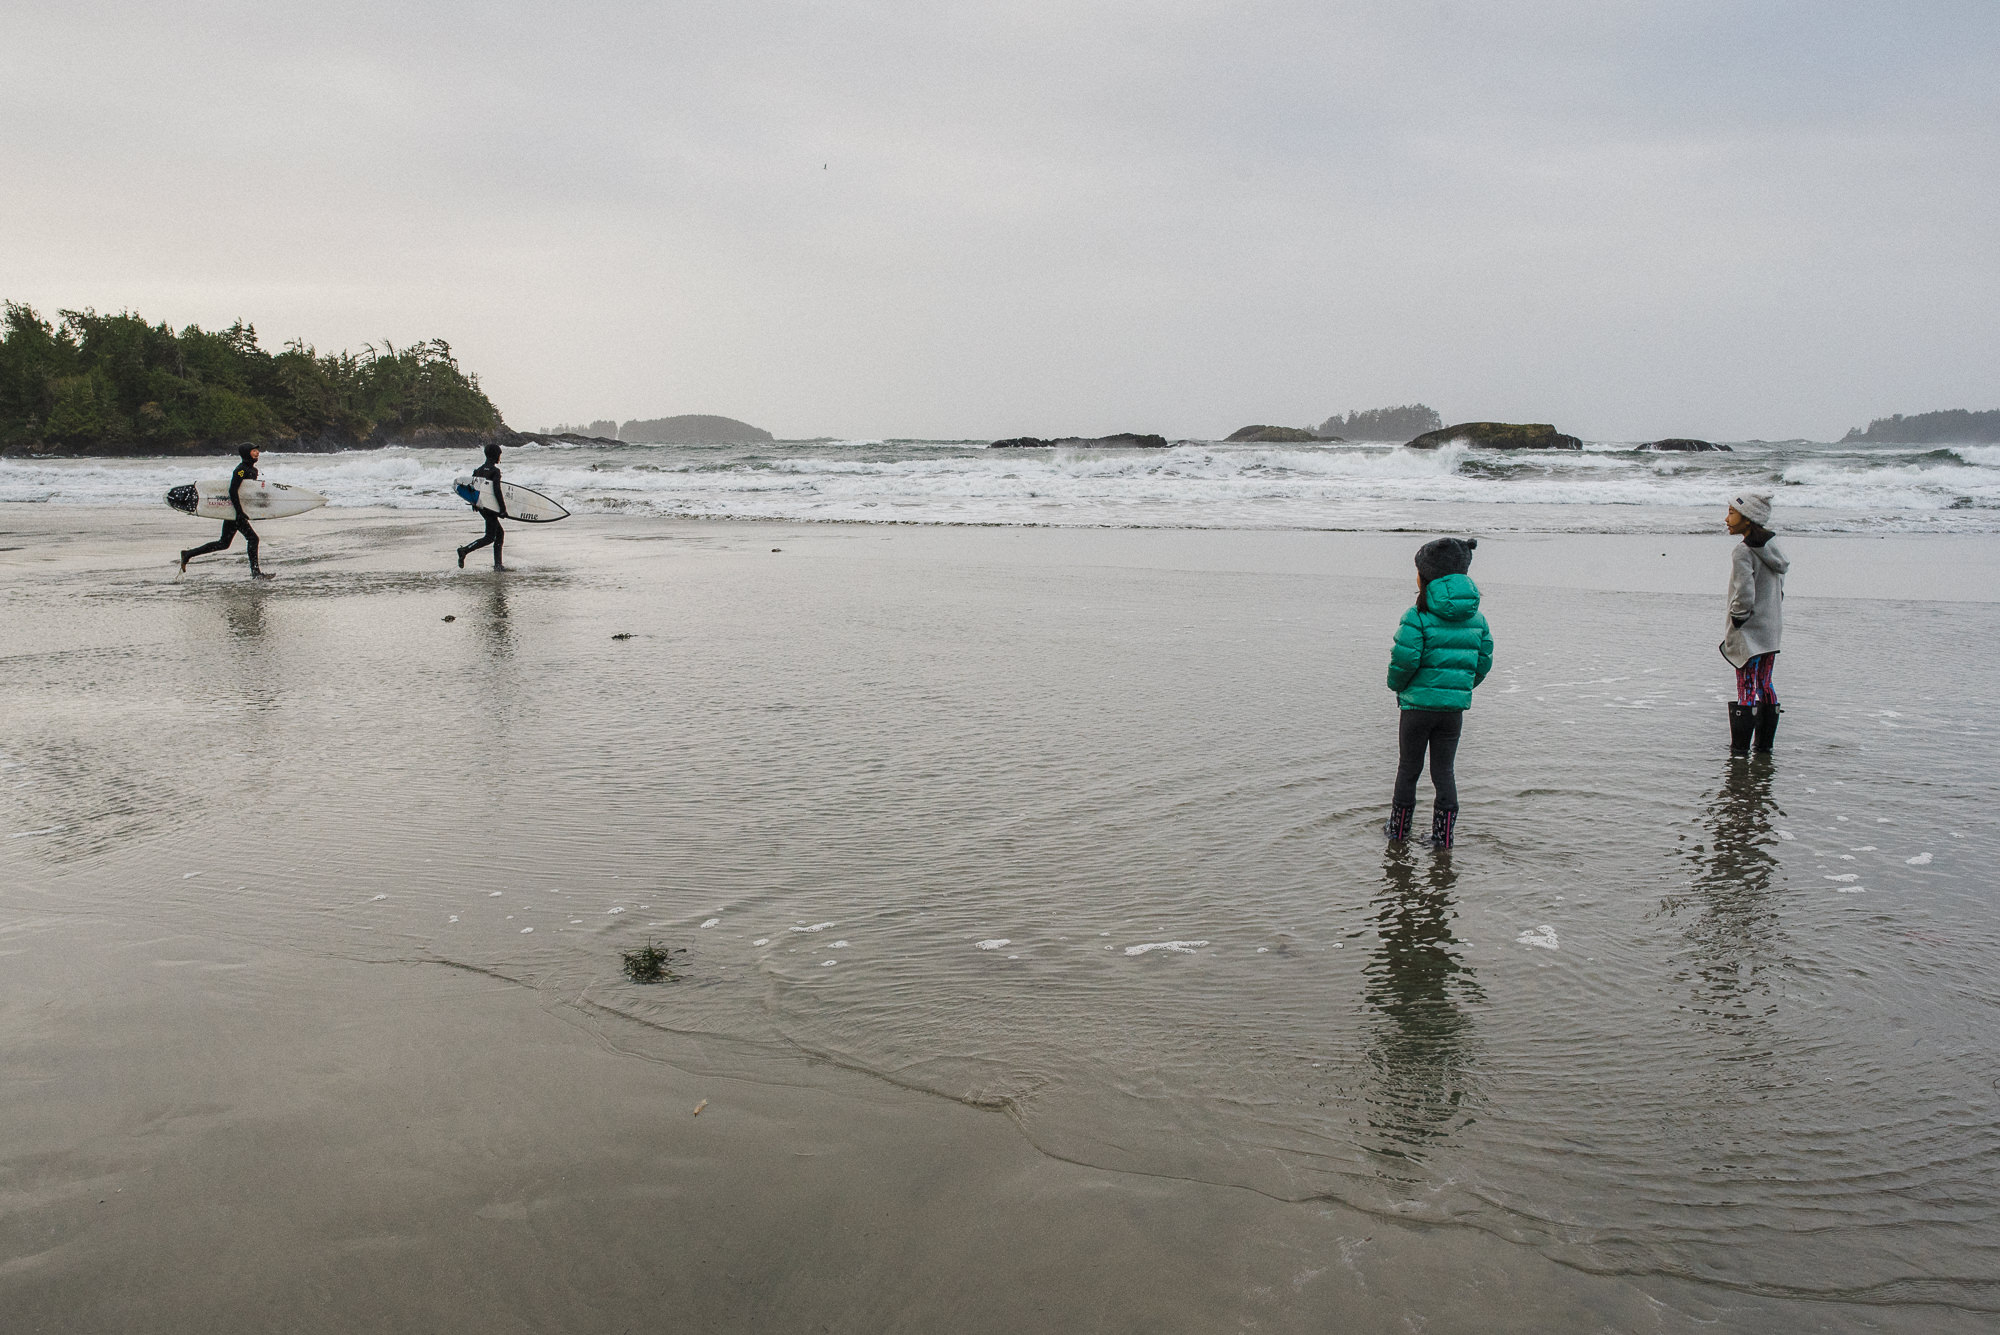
[4,505,1998,1332]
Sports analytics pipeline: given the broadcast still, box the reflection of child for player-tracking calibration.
[1384,538,1494,850]
[1720,490,1788,753]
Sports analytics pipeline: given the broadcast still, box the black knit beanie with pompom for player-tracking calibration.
[1414,537,1477,583]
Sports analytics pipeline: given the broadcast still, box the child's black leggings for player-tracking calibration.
[1393,708,1463,811]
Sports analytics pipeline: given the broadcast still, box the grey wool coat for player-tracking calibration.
[1720,538,1788,668]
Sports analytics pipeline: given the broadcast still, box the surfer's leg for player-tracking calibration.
[459,519,497,568]
[489,515,505,569]
[241,521,265,576]
[180,522,239,568]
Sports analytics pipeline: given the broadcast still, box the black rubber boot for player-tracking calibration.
[1728,703,1755,754]
[1753,703,1780,753]
[1428,808,1456,850]
[1383,804,1415,842]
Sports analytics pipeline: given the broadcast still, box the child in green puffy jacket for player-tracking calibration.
[1384,537,1494,849]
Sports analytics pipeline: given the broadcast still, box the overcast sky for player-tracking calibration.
[4,1,1995,440]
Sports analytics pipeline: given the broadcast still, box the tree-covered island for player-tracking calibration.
[0,303,512,456]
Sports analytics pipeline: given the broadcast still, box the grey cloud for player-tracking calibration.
[3,1,1995,439]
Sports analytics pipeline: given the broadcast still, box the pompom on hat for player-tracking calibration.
[1414,536,1477,582]
[1730,491,1773,526]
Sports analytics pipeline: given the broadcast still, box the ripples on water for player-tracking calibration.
[3,437,2000,531]
[2,525,1997,1318]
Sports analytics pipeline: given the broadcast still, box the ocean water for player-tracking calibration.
[4,437,2000,532]
[2,518,1995,1327]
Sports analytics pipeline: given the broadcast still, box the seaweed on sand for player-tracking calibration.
[621,939,682,984]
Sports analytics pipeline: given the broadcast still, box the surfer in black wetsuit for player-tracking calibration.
[179,444,270,578]
[457,442,509,570]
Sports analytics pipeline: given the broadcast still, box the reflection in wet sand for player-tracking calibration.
[215,583,280,715]
[1667,758,1789,1039]
[1362,847,1482,1161]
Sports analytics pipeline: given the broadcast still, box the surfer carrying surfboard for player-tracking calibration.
[179,445,272,578]
[457,442,510,569]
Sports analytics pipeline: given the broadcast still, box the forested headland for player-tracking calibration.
[1840,409,2000,445]
[1318,404,1442,439]
[0,303,509,456]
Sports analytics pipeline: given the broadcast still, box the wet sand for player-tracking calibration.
[3,506,1997,1333]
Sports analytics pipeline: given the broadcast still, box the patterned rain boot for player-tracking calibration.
[1383,804,1415,842]
[1428,808,1457,850]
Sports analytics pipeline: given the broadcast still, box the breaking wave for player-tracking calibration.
[5,437,2000,533]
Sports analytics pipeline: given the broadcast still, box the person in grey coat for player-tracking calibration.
[1721,489,1788,753]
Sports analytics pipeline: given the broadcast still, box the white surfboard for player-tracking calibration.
[454,476,569,523]
[166,478,327,521]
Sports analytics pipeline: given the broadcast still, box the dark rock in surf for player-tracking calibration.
[1642,438,1730,452]
[1225,425,1326,443]
[1406,422,1583,451]
[989,433,1170,449]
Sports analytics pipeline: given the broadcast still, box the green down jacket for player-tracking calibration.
[1386,573,1494,711]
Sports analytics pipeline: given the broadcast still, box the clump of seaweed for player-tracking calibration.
[621,939,681,984]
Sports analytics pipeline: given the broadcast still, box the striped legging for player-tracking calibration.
[1736,653,1778,706]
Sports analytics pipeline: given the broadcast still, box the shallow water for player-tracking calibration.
[3,516,1997,1324]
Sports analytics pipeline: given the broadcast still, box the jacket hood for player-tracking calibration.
[1746,538,1789,574]
[1423,572,1481,621]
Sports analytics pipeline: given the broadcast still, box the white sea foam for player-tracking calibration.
[1907,853,1933,865]
[1517,926,1560,950]
[1124,940,1208,956]
[976,938,1011,950]
[10,437,2000,532]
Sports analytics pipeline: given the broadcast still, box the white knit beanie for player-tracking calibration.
[1731,490,1773,526]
